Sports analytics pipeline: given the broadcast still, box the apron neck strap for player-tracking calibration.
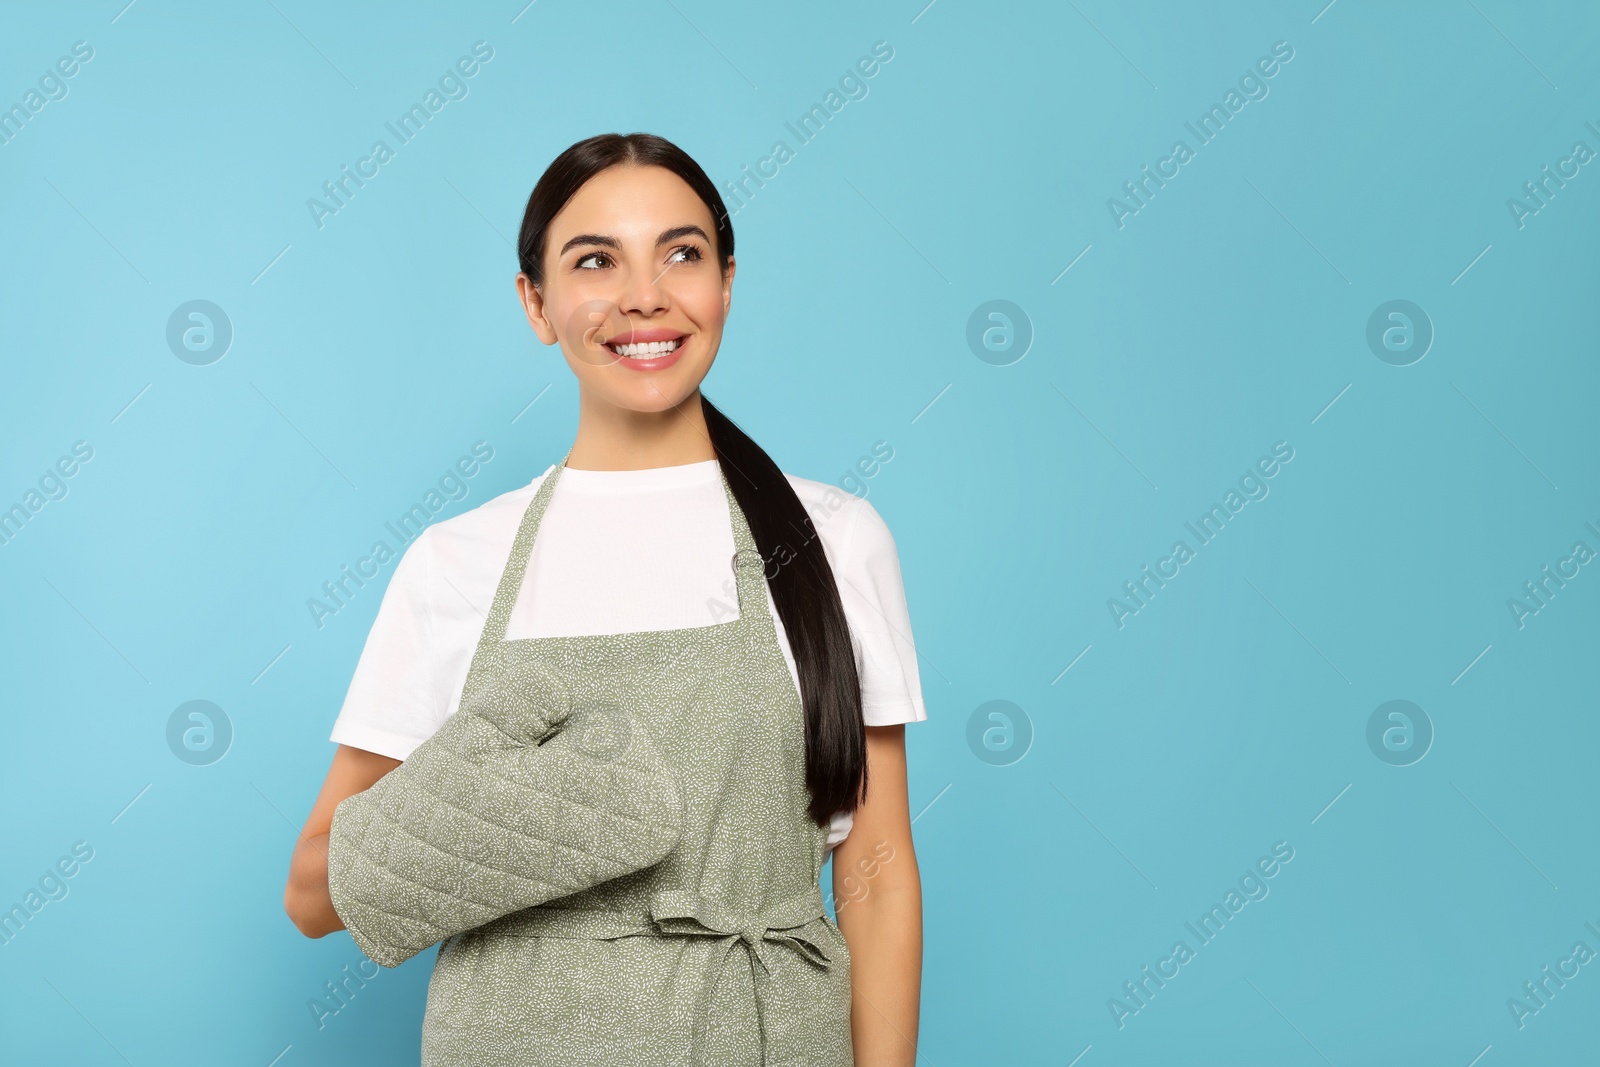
[464,450,769,665]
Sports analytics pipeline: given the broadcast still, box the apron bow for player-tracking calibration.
[646,885,837,1064]
[647,885,833,977]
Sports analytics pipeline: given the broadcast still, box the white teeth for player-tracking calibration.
[609,338,682,358]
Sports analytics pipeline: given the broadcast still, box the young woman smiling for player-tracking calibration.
[284,132,926,1066]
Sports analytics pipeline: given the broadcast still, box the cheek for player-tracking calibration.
[554,303,628,370]
[554,296,620,347]
[672,277,729,330]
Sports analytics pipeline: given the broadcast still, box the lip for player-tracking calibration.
[603,328,687,346]
[601,329,688,372]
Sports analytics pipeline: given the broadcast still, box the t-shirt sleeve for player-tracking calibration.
[836,496,928,727]
[327,528,448,760]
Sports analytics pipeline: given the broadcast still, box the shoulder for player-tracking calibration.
[780,472,899,570]
[783,470,927,724]
[373,466,552,609]
[417,464,554,557]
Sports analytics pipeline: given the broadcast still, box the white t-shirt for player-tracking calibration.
[329,457,928,852]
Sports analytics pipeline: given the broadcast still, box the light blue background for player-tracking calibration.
[3,1,1597,1063]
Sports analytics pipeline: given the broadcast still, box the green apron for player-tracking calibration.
[418,453,855,1066]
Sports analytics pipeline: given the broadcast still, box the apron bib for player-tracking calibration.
[419,452,855,1067]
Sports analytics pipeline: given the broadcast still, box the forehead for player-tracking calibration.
[548,164,713,244]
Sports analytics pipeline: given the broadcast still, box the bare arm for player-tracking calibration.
[833,724,923,1067]
[283,743,402,938]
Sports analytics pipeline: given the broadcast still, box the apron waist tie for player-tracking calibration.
[648,883,833,1066]
[479,882,833,1065]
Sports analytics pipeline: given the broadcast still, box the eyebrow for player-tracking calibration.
[558,225,712,257]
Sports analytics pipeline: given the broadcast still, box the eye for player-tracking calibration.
[667,244,704,265]
[575,251,612,270]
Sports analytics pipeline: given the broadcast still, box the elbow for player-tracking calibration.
[283,884,318,939]
[864,864,923,910]
[836,847,922,920]
[283,829,341,939]
[284,879,340,940]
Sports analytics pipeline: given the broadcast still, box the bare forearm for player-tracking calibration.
[838,880,923,1066]
[284,831,343,938]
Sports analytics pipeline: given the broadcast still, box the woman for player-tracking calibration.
[283,132,926,1065]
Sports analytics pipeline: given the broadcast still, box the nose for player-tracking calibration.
[618,261,669,319]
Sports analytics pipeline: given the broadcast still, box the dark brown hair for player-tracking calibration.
[516,132,867,827]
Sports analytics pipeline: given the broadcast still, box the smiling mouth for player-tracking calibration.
[603,336,685,359]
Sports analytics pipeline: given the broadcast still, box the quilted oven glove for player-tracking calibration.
[325,657,686,968]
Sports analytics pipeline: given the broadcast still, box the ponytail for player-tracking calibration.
[701,395,868,826]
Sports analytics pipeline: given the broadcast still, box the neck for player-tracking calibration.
[565,388,717,471]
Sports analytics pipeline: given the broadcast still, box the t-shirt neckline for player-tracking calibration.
[541,457,721,493]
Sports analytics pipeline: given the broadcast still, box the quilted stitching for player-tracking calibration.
[326,676,685,969]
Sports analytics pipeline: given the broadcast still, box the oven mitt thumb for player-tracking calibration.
[325,656,685,968]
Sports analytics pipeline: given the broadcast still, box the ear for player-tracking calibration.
[721,255,736,316]
[517,273,558,346]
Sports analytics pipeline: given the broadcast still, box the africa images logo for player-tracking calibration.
[1106,40,1295,229]
[305,41,494,229]
[1108,841,1296,1029]
[1107,441,1295,629]
[307,441,494,629]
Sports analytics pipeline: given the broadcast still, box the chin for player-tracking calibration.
[605,380,702,413]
